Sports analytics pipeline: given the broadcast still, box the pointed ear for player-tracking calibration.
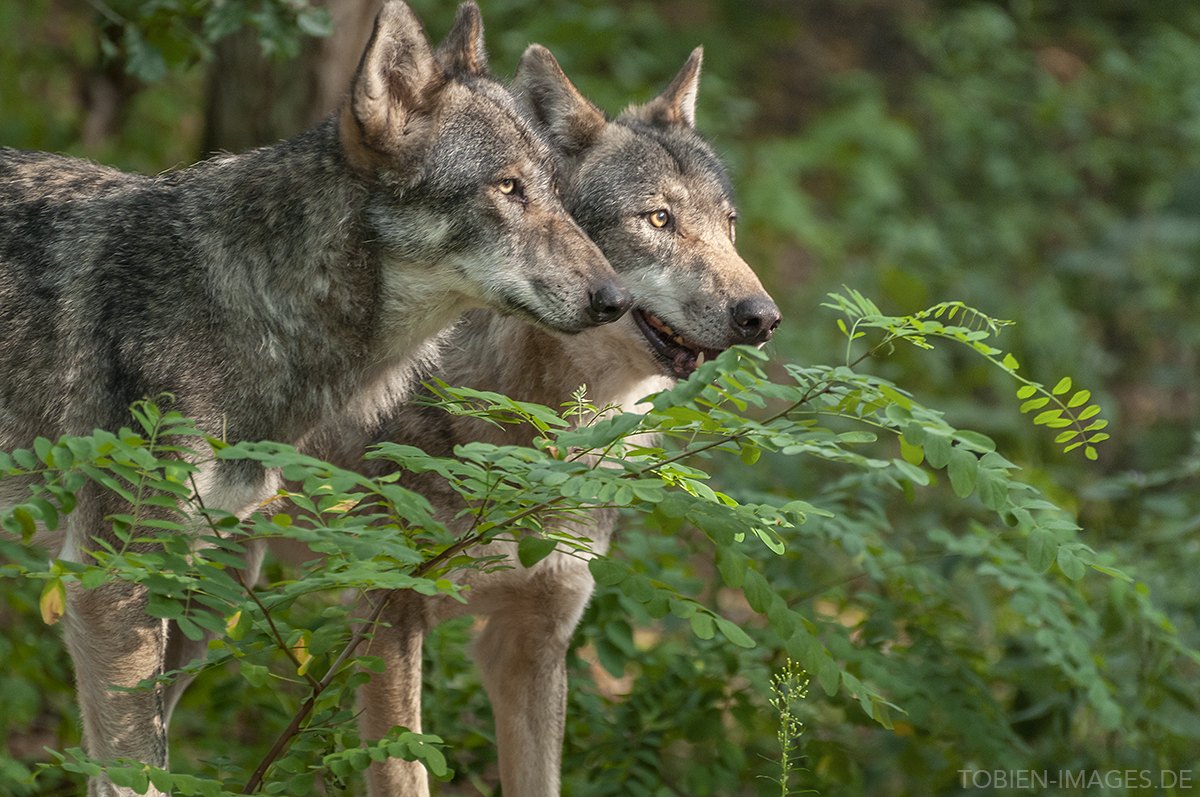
[624,46,702,128]
[342,0,446,170]
[434,2,488,76]
[511,44,607,157]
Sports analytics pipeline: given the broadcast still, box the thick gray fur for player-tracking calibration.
[329,45,781,797]
[0,3,628,795]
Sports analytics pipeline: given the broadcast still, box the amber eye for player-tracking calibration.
[499,178,517,195]
[648,209,671,228]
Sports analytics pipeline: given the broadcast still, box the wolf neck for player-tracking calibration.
[441,311,673,444]
[195,117,465,438]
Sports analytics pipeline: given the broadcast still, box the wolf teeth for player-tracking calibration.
[641,309,698,352]
[647,313,671,334]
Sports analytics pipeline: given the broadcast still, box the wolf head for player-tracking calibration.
[512,46,781,379]
[339,2,630,336]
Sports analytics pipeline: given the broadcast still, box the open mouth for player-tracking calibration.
[632,308,724,380]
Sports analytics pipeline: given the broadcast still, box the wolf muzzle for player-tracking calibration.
[588,283,633,324]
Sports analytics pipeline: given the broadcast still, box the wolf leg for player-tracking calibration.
[473,557,595,797]
[359,589,431,797]
[64,580,171,797]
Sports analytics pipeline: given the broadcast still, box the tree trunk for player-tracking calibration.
[201,0,382,156]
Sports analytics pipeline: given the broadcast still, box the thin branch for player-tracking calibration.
[188,475,320,690]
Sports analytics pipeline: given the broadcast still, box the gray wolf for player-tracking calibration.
[0,3,629,794]
[347,44,780,797]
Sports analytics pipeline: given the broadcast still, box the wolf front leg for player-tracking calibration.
[64,579,171,797]
[472,556,596,797]
[359,589,432,797]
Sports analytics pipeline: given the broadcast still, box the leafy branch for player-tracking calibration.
[0,293,1158,794]
[823,287,1110,459]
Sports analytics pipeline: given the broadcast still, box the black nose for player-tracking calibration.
[730,296,782,343]
[588,283,633,324]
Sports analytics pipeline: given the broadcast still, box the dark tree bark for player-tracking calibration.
[201,0,382,156]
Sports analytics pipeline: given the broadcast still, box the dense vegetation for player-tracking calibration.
[2,1,1198,795]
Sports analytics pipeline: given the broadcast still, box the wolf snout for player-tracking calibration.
[587,282,633,324]
[730,296,782,344]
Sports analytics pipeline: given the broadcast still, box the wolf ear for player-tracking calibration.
[511,44,607,157]
[342,0,446,170]
[624,47,702,128]
[435,2,488,76]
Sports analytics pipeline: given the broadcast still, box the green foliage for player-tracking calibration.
[4,1,1200,795]
[1,295,1191,795]
[94,0,333,82]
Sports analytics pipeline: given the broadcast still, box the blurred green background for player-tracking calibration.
[2,1,1199,794]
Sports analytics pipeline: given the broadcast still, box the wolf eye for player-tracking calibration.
[648,209,671,229]
[498,178,525,199]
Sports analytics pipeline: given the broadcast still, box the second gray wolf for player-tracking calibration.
[335,43,781,797]
[0,3,629,795]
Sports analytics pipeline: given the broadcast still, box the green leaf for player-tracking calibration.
[1026,528,1057,573]
[713,615,755,648]
[123,25,168,82]
[766,600,796,639]
[1052,377,1072,395]
[517,536,557,568]
[225,609,252,641]
[739,444,761,465]
[408,739,448,777]
[288,773,317,794]
[742,569,772,614]
[879,384,913,410]
[203,2,249,41]
[891,457,930,486]
[1003,353,1020,370]
[11,507,36,541]
[588,558,626,587]
[975,468,1009,512]
[1020,397,1050,413]
[1034,409,1063,425]
[817,655,840,696]
[690,612,715,640]
[618,572,654,603]
[1056,546,1086,580]
[715,546,747,589]
[947,446,978,498]
[12,448,37,470]
[1067,389,1091,408]
[899,437,924,466]
[923,434,952,469]
[240,661,270,687]
[954,430,995,453]
[901,422,926,446]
